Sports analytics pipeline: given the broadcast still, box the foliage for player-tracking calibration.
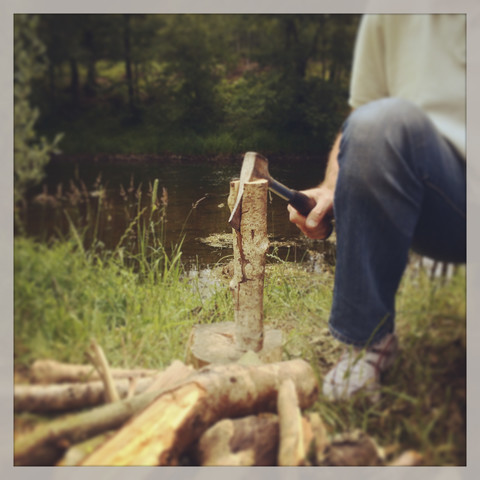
[14,15,63,214]
[30,14,360,155]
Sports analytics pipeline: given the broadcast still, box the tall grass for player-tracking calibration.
[14,177,466,464]
[261,257,466,465]
[14,177,227,369]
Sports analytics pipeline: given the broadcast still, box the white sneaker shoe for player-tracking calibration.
[322,333,399,402]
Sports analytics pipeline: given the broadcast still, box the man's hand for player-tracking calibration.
[287,186,334,240]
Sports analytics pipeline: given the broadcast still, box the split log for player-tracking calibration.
[30,358,158,384]
[195,413,279,466]
[81,358,318,466]
[57,432,114,466]
[14,360,194,466]
[277,378,305,466]
[229,179,269,352]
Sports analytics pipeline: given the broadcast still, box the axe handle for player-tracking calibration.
[288,190,317,217]
[269,178,317,217]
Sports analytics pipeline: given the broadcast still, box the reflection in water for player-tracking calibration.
[24,156,332,268]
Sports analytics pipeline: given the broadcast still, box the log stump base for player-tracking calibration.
[186,322,282,368]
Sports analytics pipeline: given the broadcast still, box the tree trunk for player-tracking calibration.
[124,14,135,114]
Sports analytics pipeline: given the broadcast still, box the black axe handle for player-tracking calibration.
[268,177,317,217]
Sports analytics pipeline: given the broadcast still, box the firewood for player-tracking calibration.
[229,179,269,352]
[321,430,383,466]
[86,339,119,403]
[14,376,154,413]
[30,358,158,384]
[195,413,279,466]
[81,358,318,466]
[14,360,194,466]
[277,378,305,466]
[303,412,329,465]
[388,450,424,466]
[57,432,114,466]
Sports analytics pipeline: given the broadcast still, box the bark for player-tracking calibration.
[30,359,158,384]
[321,430,383,466]
[195,413,279,466]
[14,360,193,466]
[14,376,155,413]
[277,378,305,466]
[80,359,318,466]
[228,179,269,352]
[86,339,120,403]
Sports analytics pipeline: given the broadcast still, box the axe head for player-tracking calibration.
[228,152,269,231]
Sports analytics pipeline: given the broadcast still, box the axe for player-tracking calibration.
[228,152,317,231]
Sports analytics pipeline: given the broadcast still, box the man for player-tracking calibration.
[288,14,466,402]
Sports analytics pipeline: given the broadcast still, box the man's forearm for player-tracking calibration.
[321,133,341,192]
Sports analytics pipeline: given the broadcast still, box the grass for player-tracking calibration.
[14,183,466,465]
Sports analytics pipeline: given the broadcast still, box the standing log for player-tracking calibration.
[229,179,269,352]
[81,359,318,466]
[186,178,281,367]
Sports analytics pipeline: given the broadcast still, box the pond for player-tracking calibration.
[23,154,335,269]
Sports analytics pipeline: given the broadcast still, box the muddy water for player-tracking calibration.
[25,155,334,268]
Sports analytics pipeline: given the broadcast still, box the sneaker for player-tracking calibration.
[322,333,399,402]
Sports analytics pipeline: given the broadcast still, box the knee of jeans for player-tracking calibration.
[339,98,426,186]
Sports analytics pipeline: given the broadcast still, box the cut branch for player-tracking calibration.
[14,376,154,413]
[86,339,120,403]
[30,359,158,384]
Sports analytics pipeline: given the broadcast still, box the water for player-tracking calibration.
[24,154,333,268]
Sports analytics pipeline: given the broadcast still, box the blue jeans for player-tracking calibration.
[329,98,466,347]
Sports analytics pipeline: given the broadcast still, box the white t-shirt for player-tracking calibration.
[349,14,466,159]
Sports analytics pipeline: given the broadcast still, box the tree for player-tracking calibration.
[14,15,62,221]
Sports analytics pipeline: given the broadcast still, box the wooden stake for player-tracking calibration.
[229,179,269,352]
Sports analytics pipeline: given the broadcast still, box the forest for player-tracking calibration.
[25,14,360,156]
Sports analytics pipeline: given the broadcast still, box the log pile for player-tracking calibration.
[14,351,423,466]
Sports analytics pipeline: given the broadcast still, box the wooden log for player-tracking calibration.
[15,360,193,413]
[80,359,318,466]
[30,358,158,384]
[277,378,305,466]
[14,376,154,413]
[229,179,269,352]
[388,450,424,466]
[303,412,329,465]
[321,430,383,466]
[194,413,279,466]
[14,360,194,466]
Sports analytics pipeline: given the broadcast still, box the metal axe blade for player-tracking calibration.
[228,152,317,231]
